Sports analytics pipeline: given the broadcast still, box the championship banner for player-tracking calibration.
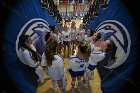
[84,0,138,93]
[73,4,77,12]
[70,4,73,12]
[64,0,68,4]
[79,0,83,3]
[84,0,88,4]
[69,0,73,4]
[59,0,64,4]
[82,0,84,4]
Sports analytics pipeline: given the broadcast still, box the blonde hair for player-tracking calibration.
[78,40,91,58]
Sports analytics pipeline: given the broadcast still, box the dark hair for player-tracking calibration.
[49,25,55,32]
[45,32,51,41]
[45,38,57,66]
[106,39,117,62]
[88,29,94,36]
[19,35,40,62]
[78,40,91,58]
[96,33,101,40]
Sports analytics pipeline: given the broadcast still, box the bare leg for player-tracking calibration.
[63,45,66,58]
[71,40,74,55]
[52,80,57,88]
[83,69,91,88]
[71,76,76,92]
[67,44,70,58]
[91,71,94,80]
[73,40,76,53]
[57,43,62,55]
[57,78,66,93]
[83,75,89,88]
[77,76,82,92]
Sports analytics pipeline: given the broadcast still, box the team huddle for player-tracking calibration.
[18,21,117,93]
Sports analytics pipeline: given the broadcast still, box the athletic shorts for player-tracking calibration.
[63,41,70,45]
[68,68,85,77]
[87,64,96,71]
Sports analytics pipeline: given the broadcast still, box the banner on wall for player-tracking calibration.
[59,0,64,4]
[79,0,83,3]
[64,0,68,4]
[70,4,73,12]
[69,0,73,3]
[84,0,88,4]
[73,4,77,12]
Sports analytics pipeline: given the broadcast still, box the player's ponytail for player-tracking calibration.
[45,38,57,66]
[106,39,117,62]
[78,40,91,58]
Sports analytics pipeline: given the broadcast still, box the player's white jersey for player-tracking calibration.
[88,49,106,66]
[41,54,64,80]
[68,55,89,72]
[84,35,92,44]
[19,44,37,67]
[62,31,71,42]
[78,28,86,38]
[76,28,86,42]
[69,28,78,40]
